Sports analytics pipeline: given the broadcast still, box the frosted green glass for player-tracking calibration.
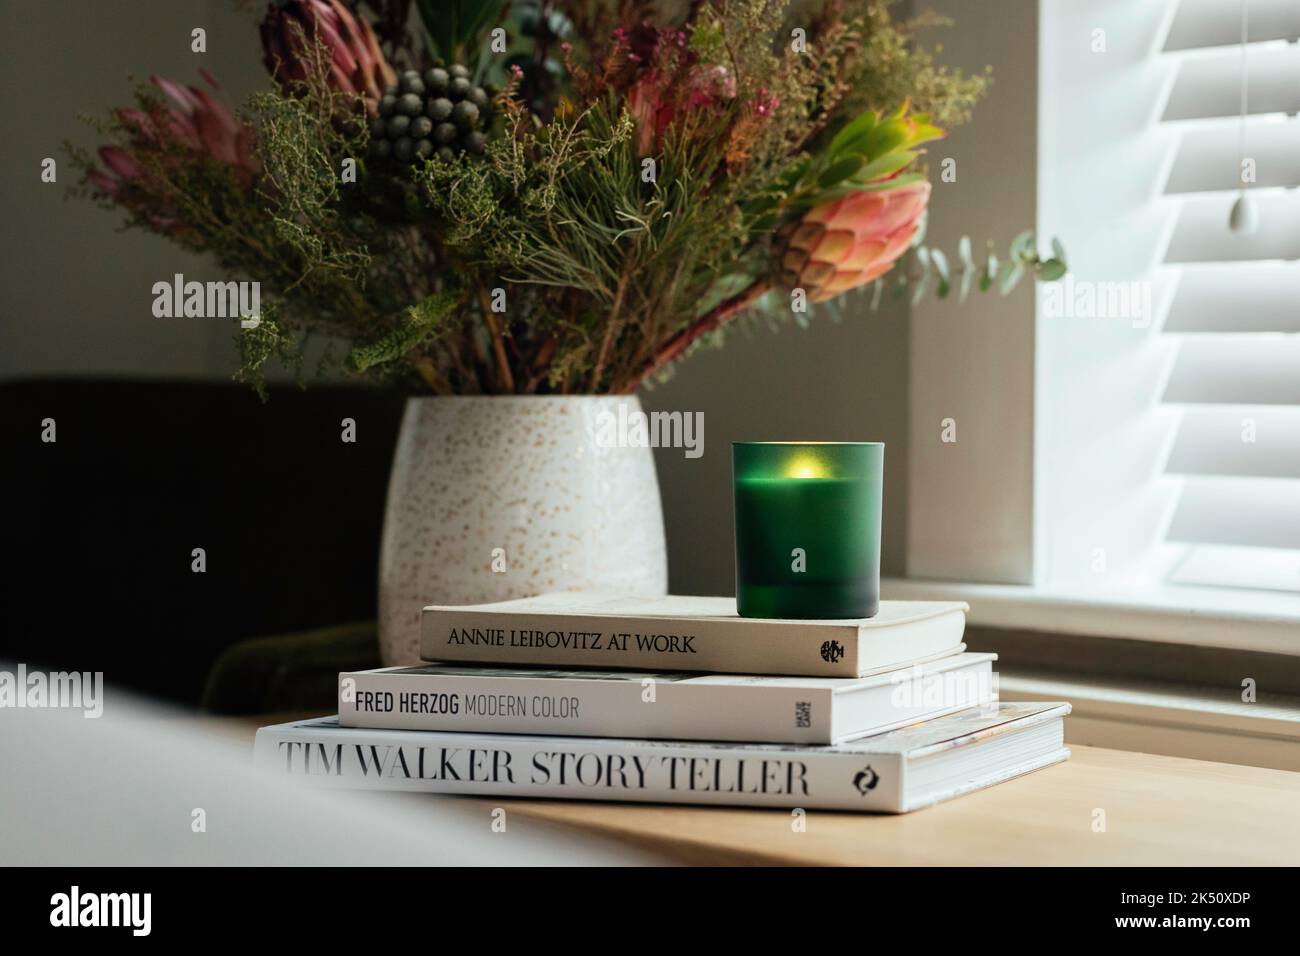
[733,442,883,619]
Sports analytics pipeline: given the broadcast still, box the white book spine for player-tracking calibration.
[421,609,867,676]
[339,670,836,743]
[254,724,907,811]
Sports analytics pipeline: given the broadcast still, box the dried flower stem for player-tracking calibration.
[525,334,558,393]
[410,355,448,393]
[626,277,772,391]
[589,273,629,392]
[476,284,515,393]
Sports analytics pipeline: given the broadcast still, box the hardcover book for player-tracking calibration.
[339,652,994,744]
[420,591,969,677]
[254,701,1071,813]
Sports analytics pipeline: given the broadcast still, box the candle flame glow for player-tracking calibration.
[785,455,829,479]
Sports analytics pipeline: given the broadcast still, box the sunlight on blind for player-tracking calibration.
[1158,0,1300,591]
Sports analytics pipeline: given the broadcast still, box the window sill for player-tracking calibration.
[996,671,1300,771]
[880,577,1300,656]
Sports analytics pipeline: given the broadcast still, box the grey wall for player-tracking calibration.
[1,0,910,597]
[0,0,262,382]
[646,306,910,596]
[907,0,1040,584]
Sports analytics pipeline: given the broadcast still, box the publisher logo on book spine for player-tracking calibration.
[820,640,845,664]
[853,766,880,796]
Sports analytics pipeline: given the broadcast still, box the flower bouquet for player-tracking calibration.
[73,0,1065,398]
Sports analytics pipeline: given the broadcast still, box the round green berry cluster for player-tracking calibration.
[370,65,490,164]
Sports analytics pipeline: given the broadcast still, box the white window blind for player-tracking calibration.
[1158,0,1300,592]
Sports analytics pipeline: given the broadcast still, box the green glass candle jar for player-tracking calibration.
[733,442,883,619]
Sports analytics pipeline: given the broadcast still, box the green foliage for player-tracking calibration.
[415,0,508,65]
[874,231,1069,309]
[348,292,459,371]
[245,86,376,308]
[234,307,303,402]
[73,0,1059,397]
[825,2,992,132]
[772,101,945,218]
[415,98,756,391]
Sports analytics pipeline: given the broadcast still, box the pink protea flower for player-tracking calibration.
[628,63,736,154]
[260,0,396,114]
[147,73,257,175]
[627,73,671,154]
[612,19,737,155]
[777,181,932,302]
[89,71,256,236]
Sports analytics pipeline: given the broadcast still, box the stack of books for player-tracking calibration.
[255,593,1070,812]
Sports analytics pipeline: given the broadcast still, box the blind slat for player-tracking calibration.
[1164,191,1300,262]
[1166,477,1300,549]
[1164,122,1300,194]
[1164,263,1300,333]
[1161,45,1300,121]
[1163,0,1300,53]
[1165,407,1300,478]
[1156,3,1300,571]
[1163,339,1300,405]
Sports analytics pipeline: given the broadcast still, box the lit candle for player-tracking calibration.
[732,442,883,619]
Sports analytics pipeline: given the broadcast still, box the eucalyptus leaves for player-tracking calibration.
[901,230,1069,308]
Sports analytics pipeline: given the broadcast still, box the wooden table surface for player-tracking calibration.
[230,715,1300,865]
[463,746,1300,866]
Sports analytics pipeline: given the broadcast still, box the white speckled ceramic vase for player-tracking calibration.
[378,396,669,665]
